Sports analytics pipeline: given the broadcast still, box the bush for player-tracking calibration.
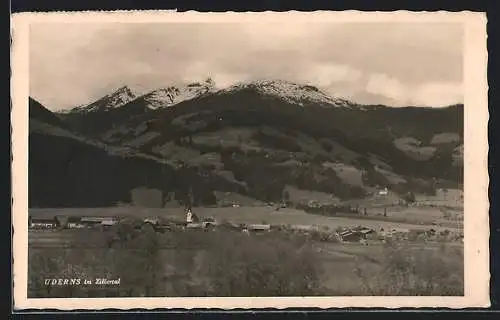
[28,229,324,297]
[200,232,322,296]
[354,243,463,296]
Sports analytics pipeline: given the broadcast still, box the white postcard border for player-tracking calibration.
[11,10,490,310]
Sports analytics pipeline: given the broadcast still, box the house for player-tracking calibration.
[387,227,410,240]
[57,215,89,228]
[338,230,364,242]
[359,228,375,236]
[336,226,375,243]
[186,222,203,230]
[29,216,59,229]
[390,227,410,234]
[378,187,389,196]
[217,197,241,208]
[201,217,217,229]
[67,221,86,229]
[144,217,160,226]
[56,216,85,229]
[80,216,108,228]
[247,224,271,233]
[307,200,322,208]
[101,218,119,228]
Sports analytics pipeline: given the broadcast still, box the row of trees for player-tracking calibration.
[28,225,464,297]
[28,225,324,297]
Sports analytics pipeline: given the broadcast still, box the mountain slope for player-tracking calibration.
[93,85,463,201]
[29,98,69,129]
[33,79,463,207]
[70,86,136,113]
[141,78,216,110]
[59,79,218,137]
[29,98,243,208]
[222,80,355,108]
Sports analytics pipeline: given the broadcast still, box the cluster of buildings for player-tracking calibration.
[29,206,461,244]
[336,226,376,243]
[29,215,120,230]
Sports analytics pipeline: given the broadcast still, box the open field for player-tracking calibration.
[315,241,463,294]
[28,228,464,297]
[29,206,461,233]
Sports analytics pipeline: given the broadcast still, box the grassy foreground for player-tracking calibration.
[28,226,463,297]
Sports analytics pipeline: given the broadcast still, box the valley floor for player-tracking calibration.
[29,205,462,233]
[26,204,463,297]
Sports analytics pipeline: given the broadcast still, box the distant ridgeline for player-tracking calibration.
[28,81,463,208]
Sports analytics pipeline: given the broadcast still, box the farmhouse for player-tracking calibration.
[186,222,203,230]
[377,187,389,196]
[390,227,410,234]
[29,216,58,229]
[144,217,160,226]
[338,230,364,242]
[247,224,271,233]
[101,218,119,228]
[217,198,241,208]
[55,215,84,229]
[80,216,114,228]
[336,226,375,243]
[387,227,410,240]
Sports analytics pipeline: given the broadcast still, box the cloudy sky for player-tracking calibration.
[30,22,463,110]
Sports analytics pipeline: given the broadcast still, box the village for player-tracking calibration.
[28,182,464,248]
[28,205,462,246]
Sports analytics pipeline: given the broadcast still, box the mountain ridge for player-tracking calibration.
[57,79,462,115]
[30,78,463,208]
[69,85,136,113]
[60,79,362,116]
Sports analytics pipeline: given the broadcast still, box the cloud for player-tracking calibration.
[365,73,463,107]
[413,82,463,107]
[28,22,464,110]
[300,63,363,87]
[366,73,408,103]
[181,62,251,88]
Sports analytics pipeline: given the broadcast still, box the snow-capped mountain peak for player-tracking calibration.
[71,86,136,113]
[142,78,216,110]
[222,79,354,108]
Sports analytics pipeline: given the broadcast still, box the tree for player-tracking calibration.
[113,226,163,297]
[140,227,161,296]
[403,192,416,204]
[28,251,59,297]
[201,232,322,296]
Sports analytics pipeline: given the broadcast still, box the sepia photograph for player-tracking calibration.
[11,11,489,309]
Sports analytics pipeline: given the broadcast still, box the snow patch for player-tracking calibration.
[70,86,136,113]
[221,79,355,108]
[142,78,216,110]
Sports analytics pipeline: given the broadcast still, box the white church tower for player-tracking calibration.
[186,208,193,223]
